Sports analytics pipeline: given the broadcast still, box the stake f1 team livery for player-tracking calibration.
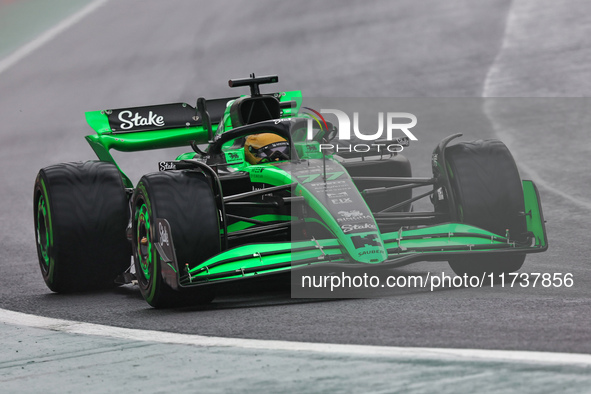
[33,75,548,307]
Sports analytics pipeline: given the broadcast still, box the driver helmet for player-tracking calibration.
[244,133,290,164]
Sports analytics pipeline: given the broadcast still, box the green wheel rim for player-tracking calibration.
[136,203,152,281]
[36,195,51,269]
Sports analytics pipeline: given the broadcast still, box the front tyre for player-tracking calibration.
[33,161,131,292]
[132,171,220,308]
[443,140,527,277]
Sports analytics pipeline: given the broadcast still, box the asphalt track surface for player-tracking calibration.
[1,0,590,358]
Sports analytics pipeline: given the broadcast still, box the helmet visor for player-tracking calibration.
[250,141,290,162]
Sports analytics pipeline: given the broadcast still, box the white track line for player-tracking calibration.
[482,0,591,212]
[2,307,591,366]
[481,0,517,100]
[0,0,109,76]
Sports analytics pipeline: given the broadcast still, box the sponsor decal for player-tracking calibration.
[154,219,177,276]
[338,210,363,218]
[119,110,164,130]
[274,117,292,124]
[305,144,318,153]
[309,180,346,188]
[225,151,243,164]
[337,210,373,223]
[341,223,377,233]
[159,161,177,171]
[250,167,265,179]
[328,192,348,198]
[351,234,382,248]
[338,216,373,223]
[331,197,353,205]
[297,172,344,184]
[159,221,170,246]
[358,249,384,257]
[107,103,200,133]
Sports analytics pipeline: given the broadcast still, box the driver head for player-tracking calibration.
[245,133,290,164]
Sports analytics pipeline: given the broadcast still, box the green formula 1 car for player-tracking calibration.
[33,74,548,307]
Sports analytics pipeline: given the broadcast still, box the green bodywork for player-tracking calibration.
[84,90,548,290]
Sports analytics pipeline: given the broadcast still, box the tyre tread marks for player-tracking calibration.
[36,161,130,292]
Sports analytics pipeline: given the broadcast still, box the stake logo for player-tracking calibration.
[342,223,377,233]
[303,107,417,153]
[118,110,165,130]
[158,161,176,171]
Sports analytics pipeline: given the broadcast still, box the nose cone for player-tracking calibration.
[291,159,387,264]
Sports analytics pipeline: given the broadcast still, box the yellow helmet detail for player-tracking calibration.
[244,133,290,164]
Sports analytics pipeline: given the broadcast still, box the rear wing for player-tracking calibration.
[84,91,302,187]
[85,98,234,135]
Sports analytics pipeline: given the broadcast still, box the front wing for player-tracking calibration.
[158,180,546,290]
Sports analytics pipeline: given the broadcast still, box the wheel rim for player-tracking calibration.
[36,195,51,271]
[135,203,152,282]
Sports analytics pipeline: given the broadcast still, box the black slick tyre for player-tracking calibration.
[444,140,526,277]
[132,171,220,308]
[33,161,131,292]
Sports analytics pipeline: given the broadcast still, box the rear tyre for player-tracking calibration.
[132,171,220,308]
[33,161,131,292]
[444,140,526,277]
